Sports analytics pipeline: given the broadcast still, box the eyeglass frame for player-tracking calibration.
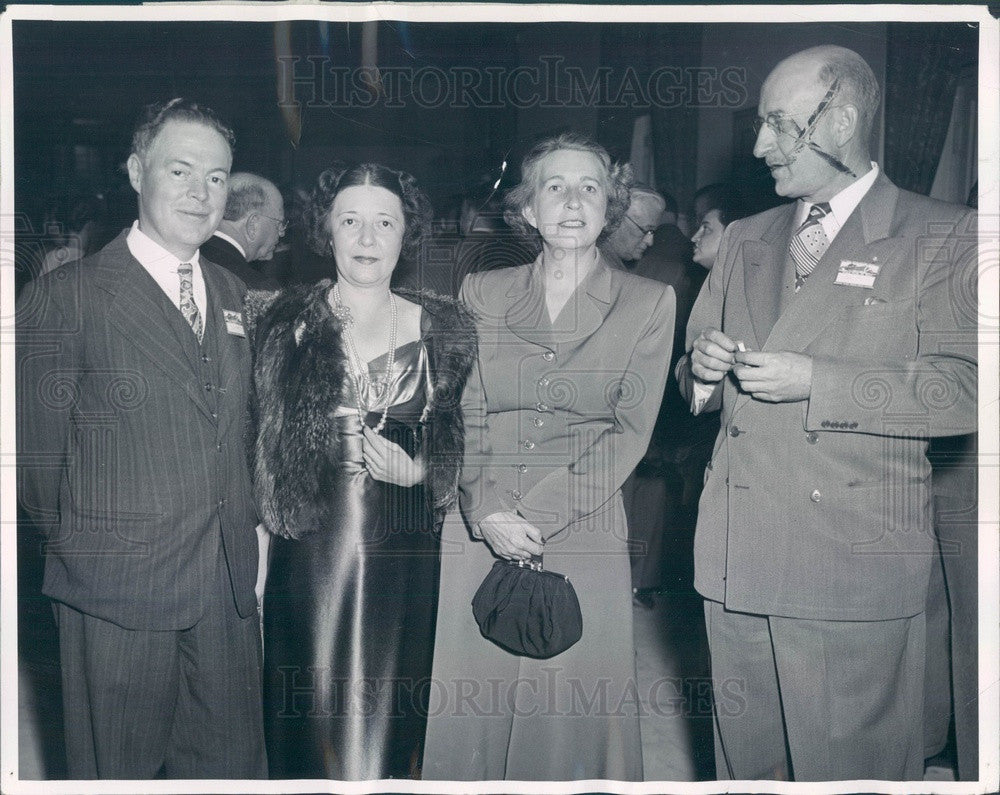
[622,213,658,237]
[255,211,288,237]
[751,77,844,143]
[750,78,857,178]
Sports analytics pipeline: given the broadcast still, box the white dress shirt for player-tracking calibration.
[126,221,208,327]
[691,163,881,412]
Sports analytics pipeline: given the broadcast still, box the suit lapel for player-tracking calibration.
[763,173,900,354]
[504,259,550,346]
[97,235,215,421]
[741,207,797,349]
[504,254,612,347]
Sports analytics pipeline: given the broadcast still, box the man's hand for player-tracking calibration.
[732,351,813,402]
[363,426,426,487]
[477,511,545,560]
[691,329,739,383]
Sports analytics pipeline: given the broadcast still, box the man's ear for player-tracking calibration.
[833,104,859,148]
[244,213,260,242]
[126,154,143,193]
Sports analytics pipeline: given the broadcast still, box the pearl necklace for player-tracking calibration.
[332,283,397,434]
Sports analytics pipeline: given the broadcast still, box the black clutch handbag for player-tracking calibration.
[471,557,583,659]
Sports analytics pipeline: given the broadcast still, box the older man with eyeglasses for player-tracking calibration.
[601,184,666,270]
[201,171,286,289]
[676,45,977,781]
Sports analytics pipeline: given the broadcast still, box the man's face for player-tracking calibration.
[607,196,663,262]
[127,119,232,261]
[752,59,841,202]
[250,187,286,261]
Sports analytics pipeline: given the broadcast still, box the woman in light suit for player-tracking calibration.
[423,133,676,781]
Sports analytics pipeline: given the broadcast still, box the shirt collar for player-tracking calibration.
[795,162,880,227]
[211,230,247,259]
[126,220,202,271]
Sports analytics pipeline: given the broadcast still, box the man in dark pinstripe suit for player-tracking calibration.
[17,99,266,779]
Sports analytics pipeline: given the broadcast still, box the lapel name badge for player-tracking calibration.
[223,309,246,337]
[834,260,880,288]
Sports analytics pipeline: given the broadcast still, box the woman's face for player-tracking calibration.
[327,184,405,288]
[691,208,726,270]
[522,148,609,251]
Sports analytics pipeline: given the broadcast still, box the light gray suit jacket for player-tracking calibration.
[677,172,977,621]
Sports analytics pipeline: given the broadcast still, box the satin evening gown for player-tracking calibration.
[263,340,439,780]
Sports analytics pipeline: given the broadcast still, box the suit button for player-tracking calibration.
[538,377,550,388]
[542,351,555,362]
[204,383,213,392]
[218,499,227,508]
[810,489,821,502]
[512,490,522,501]
[806,432,818,444]
[523,440,535,450]
[210,411,218,419]
[532,417,544,427]
[517,463,528,473]
[535,402,549,412]
[201,354,211,363]
[216,443,223,451]
[729,425,741,437]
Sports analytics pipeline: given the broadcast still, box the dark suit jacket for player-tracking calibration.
[17,230,259,629]
[676,172,977,621]
[201,233,280,290]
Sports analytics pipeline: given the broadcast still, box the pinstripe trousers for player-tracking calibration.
[54,546,267,779]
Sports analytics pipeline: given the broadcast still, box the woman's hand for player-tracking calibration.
[362,426,426,487]
[477,511,545,560]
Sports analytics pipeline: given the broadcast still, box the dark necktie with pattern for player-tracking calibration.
[177,262,204,343]
[789,202,832,290]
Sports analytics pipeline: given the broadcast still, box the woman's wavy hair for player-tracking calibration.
[304,162,432,261]
[503,132,633,242]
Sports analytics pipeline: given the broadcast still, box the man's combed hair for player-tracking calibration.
[817,48,881,141]
[503,132,633,241]
[304,162,433,261]
[131,98,235,161]
[224,176,268,222]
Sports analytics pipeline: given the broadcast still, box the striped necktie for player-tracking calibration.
[789,202,832,288]
[177,262,204,343]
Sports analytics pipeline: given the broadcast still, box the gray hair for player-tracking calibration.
[224,173,273,221]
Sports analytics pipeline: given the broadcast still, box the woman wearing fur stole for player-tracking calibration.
[246,163,476,779]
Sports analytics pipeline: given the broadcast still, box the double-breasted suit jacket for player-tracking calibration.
[17,231,259,630]
[424,256,675,781]
[677,172,977,621]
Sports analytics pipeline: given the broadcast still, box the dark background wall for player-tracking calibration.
[13,18,978,258]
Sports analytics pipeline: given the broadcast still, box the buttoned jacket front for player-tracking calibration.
[677,172,977,621]
[459,255,676,542]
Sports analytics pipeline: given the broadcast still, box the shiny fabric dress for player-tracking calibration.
[263,341,439,780]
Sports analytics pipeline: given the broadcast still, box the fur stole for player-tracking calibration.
[245,280,477,540]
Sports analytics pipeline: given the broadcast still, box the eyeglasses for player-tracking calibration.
[257,212,288,237]
[751,78,857,178]
[623,214,657,237]
[751,78,843,142]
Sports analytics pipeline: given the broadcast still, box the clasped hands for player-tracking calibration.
[362,426,425,487]
[691,329,812,403]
